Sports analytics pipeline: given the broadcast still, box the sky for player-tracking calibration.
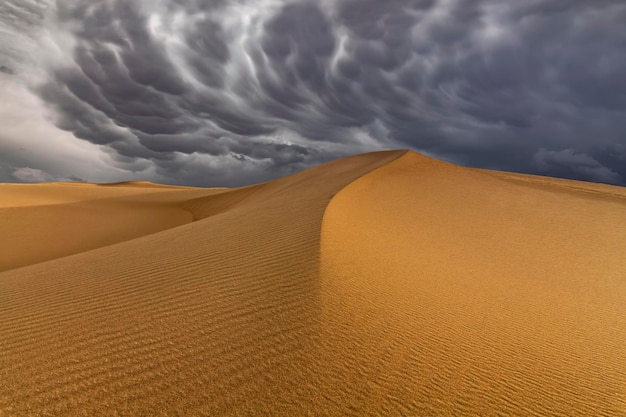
[0,0,625,187]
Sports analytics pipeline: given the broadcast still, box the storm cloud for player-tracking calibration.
[1,0,625,186]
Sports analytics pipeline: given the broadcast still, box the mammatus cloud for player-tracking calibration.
[1,0,625,186]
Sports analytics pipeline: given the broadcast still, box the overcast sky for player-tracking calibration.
[1,0,624,186]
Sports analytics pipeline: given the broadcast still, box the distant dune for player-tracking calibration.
[1,150,624,416]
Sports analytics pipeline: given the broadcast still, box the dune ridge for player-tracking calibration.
[0,150,404,416]
[1,150,625,416]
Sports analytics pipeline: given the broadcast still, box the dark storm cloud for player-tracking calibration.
[0,65,14,74]
[29,0,626,186]
[184,18,229,88]
[531,148,622,184]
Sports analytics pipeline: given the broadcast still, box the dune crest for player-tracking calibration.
[95,181,185,188]
[1,150,625,416]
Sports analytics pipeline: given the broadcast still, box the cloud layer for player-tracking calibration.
[1,0,625,186]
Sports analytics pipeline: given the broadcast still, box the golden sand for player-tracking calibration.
[0,150,624,416]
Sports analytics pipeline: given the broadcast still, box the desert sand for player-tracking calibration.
[1,150,624,416]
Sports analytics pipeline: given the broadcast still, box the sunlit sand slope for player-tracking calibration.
[320,151,626,416]
[0,150,624,416]
[0,150,403,416]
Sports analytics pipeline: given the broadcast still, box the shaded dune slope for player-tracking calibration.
[1,150,625,416]
[0,150,403,416]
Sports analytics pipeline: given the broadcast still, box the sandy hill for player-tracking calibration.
[0,150,624,416]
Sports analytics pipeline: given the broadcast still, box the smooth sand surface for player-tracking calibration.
[0,185,227,271]
[0,181,186,208]
[1,150,625,416]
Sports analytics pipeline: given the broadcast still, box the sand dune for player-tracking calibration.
[1,150,624,416]
[0,185,227,271]
[0,181,186,208]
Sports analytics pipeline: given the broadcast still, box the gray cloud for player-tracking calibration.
[11,166,87,182]
[531,148,622,184]
[12,166,55,182]
[1,0,625,186]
